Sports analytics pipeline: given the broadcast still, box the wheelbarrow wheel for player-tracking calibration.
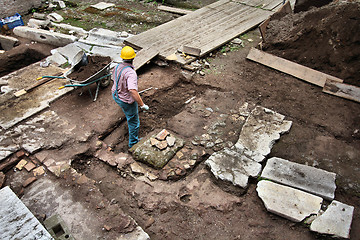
[100,76,111,88]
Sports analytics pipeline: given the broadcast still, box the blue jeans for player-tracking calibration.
[113,93,140,148]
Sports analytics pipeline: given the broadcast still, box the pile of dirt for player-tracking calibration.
[263,2,360,87]
[67,56,111,81]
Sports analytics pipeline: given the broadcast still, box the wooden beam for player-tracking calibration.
[157,5,193,15]
[133,48,159,71]
[323,79,360,103]
[246,48,343,87]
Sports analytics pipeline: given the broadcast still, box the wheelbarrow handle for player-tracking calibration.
[37,76,65,80]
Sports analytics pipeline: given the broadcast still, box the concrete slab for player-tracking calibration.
[87,28,128,46]
[261,157,336,200]
[256,180,323,222]
[47,51,68,66]
[0,186,53,240]
[47,12,64,22]
[310,200,354,239]
[310,200,354,238]
[13,26,77,47]
[91,2,115,10]
[235,106,292,162]
[0,34,19,50]
[205,148,262,188]
[51,43,83,65]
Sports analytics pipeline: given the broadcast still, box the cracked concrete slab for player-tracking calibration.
[256,180,323,222]
[0,62,72,130]
[0,186,53,240]
[235,106,292,162]
[205,147,262,188]
[261,157,336,200]
[310,200,354,239]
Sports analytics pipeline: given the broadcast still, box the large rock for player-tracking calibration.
[0,0,41,18]
[235,106,292,162]
[310,200,354,239]
[261,157,336,200]
[13,26,77,47]
[256,180,323,222]
[0,186,53,239]
[205,148,262,188]
[130,130,185,169]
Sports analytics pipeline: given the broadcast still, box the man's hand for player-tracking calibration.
[140,104,149,111]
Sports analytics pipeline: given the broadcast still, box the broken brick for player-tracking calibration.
[150,137,160,146]
[104,225,112,231]
[33,166,45,176]
[24,162,36,172]
[15,159,28,170]
[166,136,176,147]
[22,177,37,187]
[48,165,61,177]
[145,216,155,228]
[16,150,26,159]
[155,129,169,141]
[155,140,168,150]
[176,151,184,159]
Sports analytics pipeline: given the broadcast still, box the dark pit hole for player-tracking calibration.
[53,223,65,237]
[40,35,47,39]
[71,153,94,173]
[180,194,191,203]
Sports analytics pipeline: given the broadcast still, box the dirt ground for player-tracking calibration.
[1,1,359,239]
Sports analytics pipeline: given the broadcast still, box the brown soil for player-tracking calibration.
[263,2,360,86]
[67,56,111,81]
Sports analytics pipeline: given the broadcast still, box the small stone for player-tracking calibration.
[104,225,112,231]
[199,71,205,76]
[175,169,183,175]
[33,166,45,176]
[77,175,88,184]
[43,158,55,167]
[159,171,168,180]
[22,177,37,187]
[146,172,158,181]
[205,142,215,148]
[166,136,176,147]
[156,129,170,141]
[145,216,155,228]
[155,140,168,150]
[184,164,191,170]
[130,162,145,175]
[24,162,36,172]
[231,38,243,45]
[0,172,5,187]
[48,165,61,177]
[96,141,103,149]
[16,159,27,170]
[120,31,129,37]
[215,138,223,145]
[201,134,212,141]
[191,140,199,146]
[189,160,196,166]
[150,137,160,146]
[176,151,184,159]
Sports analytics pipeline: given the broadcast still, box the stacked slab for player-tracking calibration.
[257,157,354,239]
[205,105,292,188]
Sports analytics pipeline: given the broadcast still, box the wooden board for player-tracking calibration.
[246,48,343,87]
[234,0,283,10]
[133,48,159,71]
[157,5,193,15]
[323,79,360,103]
[126,0,273,65]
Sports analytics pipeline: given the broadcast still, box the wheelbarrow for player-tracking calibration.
[60,59,112,101]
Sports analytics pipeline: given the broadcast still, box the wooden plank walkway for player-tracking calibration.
[125,0,279,65]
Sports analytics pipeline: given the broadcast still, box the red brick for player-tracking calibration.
[22,177,37,187]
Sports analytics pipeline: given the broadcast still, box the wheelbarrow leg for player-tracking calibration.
[93,82,100,102]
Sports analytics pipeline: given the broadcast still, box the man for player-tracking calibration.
[112,46,149,148]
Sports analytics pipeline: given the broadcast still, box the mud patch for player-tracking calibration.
[263,2,360,86]
[67,56,111,81]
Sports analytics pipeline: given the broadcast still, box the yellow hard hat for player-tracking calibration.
[121,46,136,60]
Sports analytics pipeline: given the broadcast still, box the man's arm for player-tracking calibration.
[129,89,145,107]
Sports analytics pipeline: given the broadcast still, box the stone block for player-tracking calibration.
[16,159,27,170]
[44,214,75,240]
[13,26,77,47]
[205,148,262,188]
[130,130,185,169]
[24,161,36,171]
[0,34,19,50]
[0,186,53,239]
[261,157,336,200]
[155,129,170,141]
[33,166,45,176]
[235,106,292,162]
[256,180,323,222]
[86,28,126,46]
[47,52,68,66]
[90,2,115,10]
[51,43,83,65]
[22,176,37,187]
[47,13,64,22]
[310,200,354,239]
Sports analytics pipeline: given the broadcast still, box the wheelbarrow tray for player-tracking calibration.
[64,61,112,85]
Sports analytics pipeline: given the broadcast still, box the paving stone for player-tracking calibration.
[16,159,27,170]
[205,148,262,188]
[130,130,185,169]
[16,150,26,158]
[310,200,354,239]
[90,2,115,10]
[22,176,37,187]
[235,106,292,162]
[0,172,5,187]
[130,162,146,175]
[48,165,61,177]
[256,180,323,222]
[150,137,159,146]
[47,12,64,22]
[0,186,53,240]
[47,51,68,66]
[155,129,170,141]
[43,158,55,167]
[261,157,337,200]
[24,161,36,172]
